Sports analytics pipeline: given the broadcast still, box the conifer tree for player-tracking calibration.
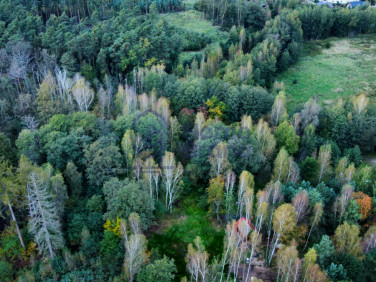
[27,171,64,259]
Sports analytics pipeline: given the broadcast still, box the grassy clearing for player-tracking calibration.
[277,35,376,110]
[161,10,227,42]
[183,0,197,10]
[148,193,224,280]
[161,10,228,64]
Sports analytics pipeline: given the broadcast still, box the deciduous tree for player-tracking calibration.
[276,242,300,282]
[317,144,331,183]
[352,93,369,115]
[121,215,148,282]
[137,256,177,282]
[0,159,25,249]
[270,91,287,126]
[209,142,230,177]
[268,204,297,265]
[255,119,276,159]
[162,151,184,213]
[275,121,300,155]
[333,222,362,258]
[207,175,225,222]
[72,74,94,112]
[186,236,210,282]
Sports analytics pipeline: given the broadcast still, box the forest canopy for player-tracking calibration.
[1,0,376,281]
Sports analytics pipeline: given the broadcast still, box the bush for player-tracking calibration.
[0,261,14,281]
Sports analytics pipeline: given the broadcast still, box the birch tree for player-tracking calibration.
[153,164,161,200]
[264,181,283,260]
[98,86,111,118]
[194,111,206,141]
[243,187,254,222]
[233,219,250,281]
[0,159,25,249]
[209,141,230,177]
[317,144,331,183]
[55,67,73,102]
[122,129,135,176]
[272,148,290,183]
[133,158,143,182]
[219,221,237,281]
[245,195,268,281]
[255,119,276,159]
[121,214,148,282]
[304,202,323,251]
[162,151,184,213]
[237,171,255,218]
[115,84,137,114]
[72,74,94,112]
[240,115,252,131]
[169,116,182,152]
[207,175,225,223]
[292,190,309,223]
[224,170,236,221]
[271,91,287,126]
[143,156,158,200]
[333,222,362,258]
[364,226,376,252]
[334,184,353,223]
[300,98,321,131]
[138,93,150,111]
[303,263,327,282]
[268,204,297,265]
[276,242,301,282]
[345,163,355,184]
[292,113,301,134]
[186,236,210,282]
[156,97,171,123]
[335,157,348,185]
[352,93,369,114]
[27,171,64,259]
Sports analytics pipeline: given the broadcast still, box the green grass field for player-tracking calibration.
[161,10,228,42]
[277,35,376,110]
[161,10,228,64]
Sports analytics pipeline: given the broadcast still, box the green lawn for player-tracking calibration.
[277,35,376,110]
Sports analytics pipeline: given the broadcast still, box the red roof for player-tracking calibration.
[236,217,255,231]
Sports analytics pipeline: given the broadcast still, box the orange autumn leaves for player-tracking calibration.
[353,192,372,220]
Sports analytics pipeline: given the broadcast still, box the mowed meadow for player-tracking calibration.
[278,35,376,109]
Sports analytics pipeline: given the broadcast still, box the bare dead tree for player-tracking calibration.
[21,115,39,131]
[8,41,32,95]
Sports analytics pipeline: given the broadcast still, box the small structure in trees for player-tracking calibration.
[236,217,255,239]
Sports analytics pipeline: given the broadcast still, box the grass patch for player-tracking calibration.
[161,10,228,64]
[277,35,376,111]
[147,192,224,280]
[161,10,227,41]
[183,0,197,10]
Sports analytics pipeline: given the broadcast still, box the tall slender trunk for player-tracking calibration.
[7,199,25,249]
[220,241,231,282]
[86,0,90,17]
[303,212,318,251]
